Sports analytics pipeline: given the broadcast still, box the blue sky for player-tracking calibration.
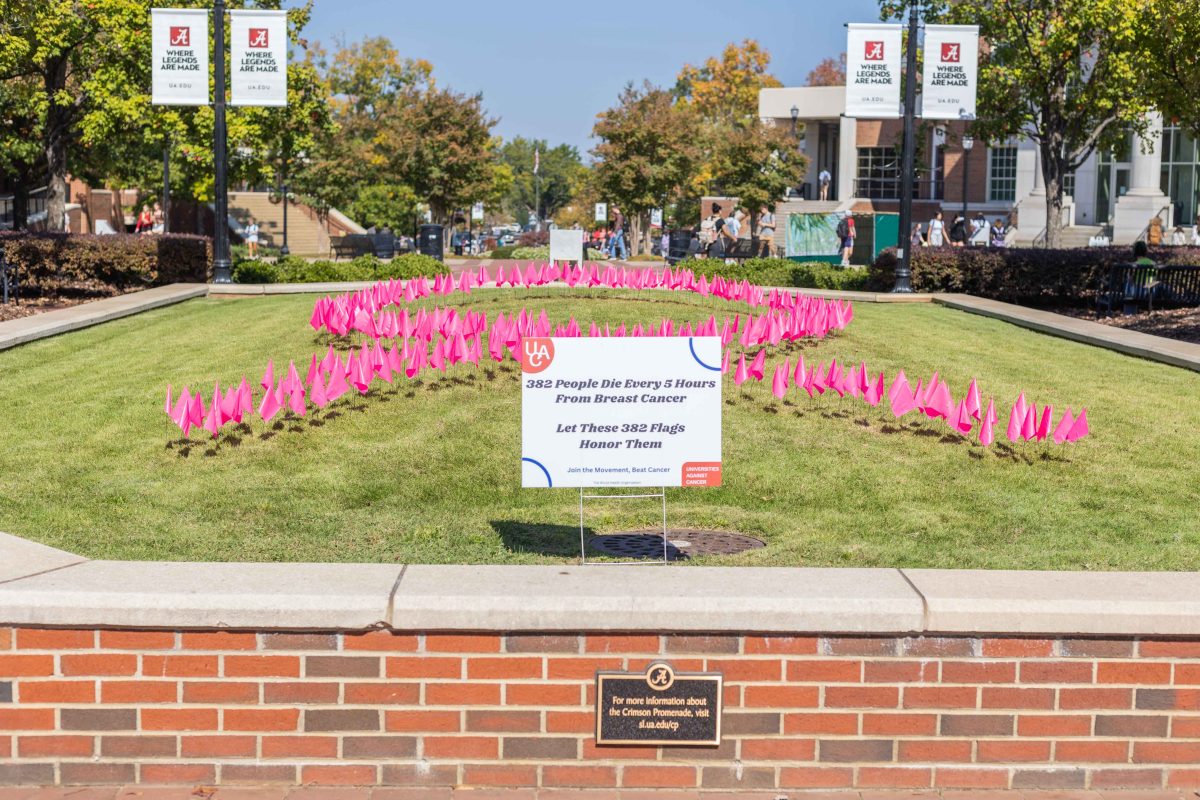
[301,0,882,155]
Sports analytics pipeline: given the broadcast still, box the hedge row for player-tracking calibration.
[231,253,449,284]
[0,232,210,294]
[867,246,1200,304]
[678,257,869,292]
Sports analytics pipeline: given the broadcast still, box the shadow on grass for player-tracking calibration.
[490,520,595,559]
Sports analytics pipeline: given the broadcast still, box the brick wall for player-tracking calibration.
[3,627,1200,791]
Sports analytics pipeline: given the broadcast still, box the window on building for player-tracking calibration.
[987,146,1018,202]
[855,147,901,199]
[1159,124,1199,224]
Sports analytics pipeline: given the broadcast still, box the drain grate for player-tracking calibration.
[587,529,765,561]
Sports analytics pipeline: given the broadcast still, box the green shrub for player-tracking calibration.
[0,232,209,294]
[674,257,868,292]
[509,244,606,260]
[489,245,519,259]
[866,246,1200,305]
[232,252,449,285]
[375,252,449,279]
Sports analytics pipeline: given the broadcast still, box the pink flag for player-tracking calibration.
[170,387,190,429]
[965,379,982,421]
[979,398,997,447]
[1052,408,1075,445]
[749,349,766,381]
[721,349,731,375]
[305,354,320,388]
[1035,404,1053,442]
[793,354,807,387]
[164,384,173,417]
[864,372,885,408]
[734,354,749,386]
[951,398,973,434]
[771,362,789,399]
[1006,393,1027,442]
[309,374,330,408]
[325,363,351,402]
[1021,404,1038,441]
[1065,408,1090,442]
[890,381,917,418]
[188,390,204,430]
[260,360,275,392]
[257,382,282,423]
[288,385,307,417]
[887,371,911,405]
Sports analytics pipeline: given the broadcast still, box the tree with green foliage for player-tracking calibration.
[1138,0,1200,139]
[880,0,1152,247]
[498,137,585,227]
[709,121,807,245]
[592,82,701,253]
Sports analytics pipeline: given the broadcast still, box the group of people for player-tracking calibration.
[133,202,166,235]
[911,210,1008,250]
[698,203,779,261]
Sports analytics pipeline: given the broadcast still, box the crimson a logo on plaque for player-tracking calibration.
[595,662,723,746]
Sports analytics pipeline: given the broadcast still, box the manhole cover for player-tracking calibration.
[588,529,765,561]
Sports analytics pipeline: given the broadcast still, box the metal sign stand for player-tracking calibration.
[579,487,669,565]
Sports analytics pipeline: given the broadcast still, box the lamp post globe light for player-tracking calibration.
[789,104,799,135]
[961,134,974,235]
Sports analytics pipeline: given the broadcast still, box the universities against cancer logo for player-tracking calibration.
[169,26,190,47]
[249,28,269,49]
[520,338,555,374]
[864,41,885,61]
[941,42,961,62]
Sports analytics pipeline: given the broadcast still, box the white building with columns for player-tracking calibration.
[760,85,1190,245]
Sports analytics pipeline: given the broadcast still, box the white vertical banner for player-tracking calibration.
[230,9,288,107]
[844,23,902,119]
[921,25,979,120]
[151,8,209,106]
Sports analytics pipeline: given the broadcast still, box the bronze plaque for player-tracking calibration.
[595,661,722,746]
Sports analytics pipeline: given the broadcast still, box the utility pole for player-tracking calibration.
[211,0,232,283]
[162,141,170,234]
[893,0,921,293]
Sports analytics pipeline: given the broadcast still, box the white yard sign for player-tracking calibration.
[230,9,289,107]
[521,337,723,489]
[921,25,979,120]
[151,8,209,106]
[549,229,584,264]
[845,23,903,119]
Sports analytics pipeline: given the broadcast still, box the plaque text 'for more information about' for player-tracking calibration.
[595,662,722,746]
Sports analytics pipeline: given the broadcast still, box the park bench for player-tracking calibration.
[330,234,376,260]
[1097,263,1200,315]
[724,238,761,262]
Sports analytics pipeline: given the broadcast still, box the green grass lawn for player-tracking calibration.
[1,288,1198,569]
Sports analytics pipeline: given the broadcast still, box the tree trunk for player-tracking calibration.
[43,56,72,233]
[1041,140,1064,249]
[12,183,29,230]
[749,210,760,254]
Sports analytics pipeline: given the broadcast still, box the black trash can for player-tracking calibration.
[373,229,396,260]
[667,229,693,265]
[419,224,444,261]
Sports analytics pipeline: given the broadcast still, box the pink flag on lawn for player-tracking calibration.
[749,349,766,381]
[164,385,173,417]
[1052,408,1075,445]
[325,363,351,402]
[734,354,749,386]
[1065,408,1090,442]
[257,382,281,423]
[890,381,917,418]
[721,349,731,375]
[305,354,320,388]
[288,385,307,417]
[965,379,982,420]
[1007,393,1027,442]
[771,362,789,399]
[1021,404,1038,441]
[309,375,330,408]
[979,398,997,447]
[170,388,190,428]
[952,398,973,434]
[260,360,275,392]
[1035,404,1053,442]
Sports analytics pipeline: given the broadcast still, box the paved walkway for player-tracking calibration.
[0,790,1191,800]
[0,284,206,352]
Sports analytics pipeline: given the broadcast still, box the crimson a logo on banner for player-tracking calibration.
[249,28,269,48]
[169,26,190,47]
[864,41,885,61]
[941,42,961,62]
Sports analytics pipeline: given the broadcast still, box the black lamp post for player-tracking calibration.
[893,0,921,293]
[211,0,231,283]
[162,139,170,234]
[279,182,289,256]
[790,104,799,135]
[961,135,973,241]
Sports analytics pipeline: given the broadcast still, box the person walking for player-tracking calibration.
[723,207,742,264]
[244,216,260,258]
[838,214,856,267]
[706,203,726,260]
[818,168,832,201]
[910,222,926,249]
[609,206,627,260]
[758,206,776,258]
[949,213,967,248]
[927,210,946,247]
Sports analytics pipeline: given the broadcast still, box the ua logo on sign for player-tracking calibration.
[942,42,960,62]
[249,28,269,48]
[864,41,884,61]
[520,338,555,374]
[169,26,190,47]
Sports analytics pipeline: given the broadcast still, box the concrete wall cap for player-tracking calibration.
[0,560,402,630]
[0,531,87,584]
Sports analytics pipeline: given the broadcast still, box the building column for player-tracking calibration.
[837,114,857,207]
[1113,112,1171,243]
